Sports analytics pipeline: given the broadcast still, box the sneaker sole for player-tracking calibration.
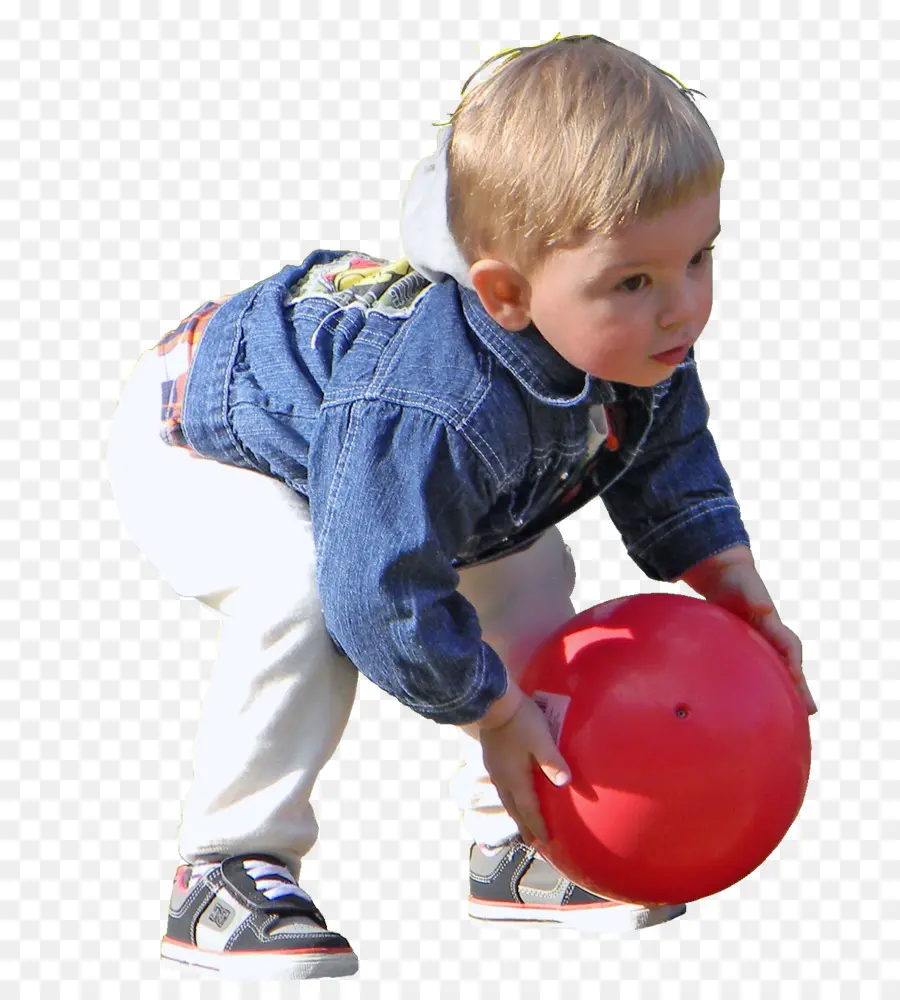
[160,937,359,980]
[468,898,687,933]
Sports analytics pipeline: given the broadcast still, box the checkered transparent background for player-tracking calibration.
[3,1,896,995]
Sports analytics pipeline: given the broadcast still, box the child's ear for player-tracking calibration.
[469,259,533,332]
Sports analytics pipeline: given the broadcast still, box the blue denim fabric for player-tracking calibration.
[180,251,750,724]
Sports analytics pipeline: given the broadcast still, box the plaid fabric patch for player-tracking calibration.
[155,295,234,447]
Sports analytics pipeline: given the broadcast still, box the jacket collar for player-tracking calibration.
[460,286,616,407]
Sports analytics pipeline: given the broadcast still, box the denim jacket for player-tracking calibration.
[172,132,749,725]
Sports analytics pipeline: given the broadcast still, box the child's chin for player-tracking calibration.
[585,362,664,388]
[644,364,682,386]
[612,370,666,388]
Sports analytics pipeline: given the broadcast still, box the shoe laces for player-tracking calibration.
[242,859,313,903]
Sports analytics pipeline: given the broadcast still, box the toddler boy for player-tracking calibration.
[108,34,816,980]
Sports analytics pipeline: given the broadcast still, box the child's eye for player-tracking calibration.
[616,245,716,294]
[619,274,649,294]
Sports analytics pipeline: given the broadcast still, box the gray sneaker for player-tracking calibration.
[468,839,687,933]
[160,854,358,980]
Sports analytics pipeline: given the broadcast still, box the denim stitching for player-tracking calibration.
[181,291,256,461]
[630,498,742,556]
[322,392,510,493]
[315,401,362,565]
[316,401,497,719]
[403,635,495,717]
[457,423,508,490]
[368,310,490,420]
[462,301,591,406]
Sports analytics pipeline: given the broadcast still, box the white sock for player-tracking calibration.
[188,860,221,883]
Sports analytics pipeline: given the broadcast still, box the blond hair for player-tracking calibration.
[440,33,724,280]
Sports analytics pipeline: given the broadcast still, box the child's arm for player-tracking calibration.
[599,348,751,583]
[600,354,816,714]
[676,545,817,714]
[307,398,509,727]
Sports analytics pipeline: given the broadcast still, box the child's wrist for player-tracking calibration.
[471,679,526,731]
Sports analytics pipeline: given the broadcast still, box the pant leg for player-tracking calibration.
[106,350,358,877]
[450,528,577,847]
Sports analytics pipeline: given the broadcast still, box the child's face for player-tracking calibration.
[526,189,721,387]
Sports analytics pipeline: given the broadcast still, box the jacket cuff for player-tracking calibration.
[419,643,510,725]
[625,497,752,583]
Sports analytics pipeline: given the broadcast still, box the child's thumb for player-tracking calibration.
[537,750,571,787]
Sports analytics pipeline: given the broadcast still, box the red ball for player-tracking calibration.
[518,593,811,905]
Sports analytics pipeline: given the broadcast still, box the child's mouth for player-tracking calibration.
[651,344,690,366]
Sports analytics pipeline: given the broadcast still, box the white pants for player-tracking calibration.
[107,350,577,874]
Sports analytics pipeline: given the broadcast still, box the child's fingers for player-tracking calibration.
[799,675,818,716]
[511,781,548,843]
[772,626,817,714]
[754,615,816,714]
[537,755,571,789]
[495,787,539,845]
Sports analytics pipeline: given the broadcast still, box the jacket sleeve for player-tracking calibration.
[307,398,508,725]
[600,350,752,582]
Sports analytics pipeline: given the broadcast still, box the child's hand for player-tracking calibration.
[477,690,571,844]
[677,545,818,716]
